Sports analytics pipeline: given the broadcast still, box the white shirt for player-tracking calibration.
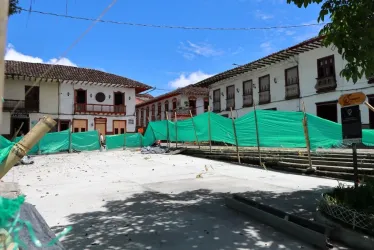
[100,135,104,143]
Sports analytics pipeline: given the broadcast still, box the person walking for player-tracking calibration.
[99,133,106,150]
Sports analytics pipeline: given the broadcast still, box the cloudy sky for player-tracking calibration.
[6,0,323,95]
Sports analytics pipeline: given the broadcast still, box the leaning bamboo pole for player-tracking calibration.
[253,103,262,167]
[189,110,200,149]
[208,106,212,153]
[0,116,57,179]
[0,0,9,123]
[165,111,170,149]
[174,111,178,148]
[230,108,240,163]
[302,102,314,171]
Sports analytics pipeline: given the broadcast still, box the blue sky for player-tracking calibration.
[5,0,323,96]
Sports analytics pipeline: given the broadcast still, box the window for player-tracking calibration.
[151,104,155,121]
[157,103,161,118]
[172,98,177,110]
[226,85,235,110]
[164,101,169,112]
[285,67,299,99]
[243,80,253,107]
[259,75,270,104]
[140,109,144,127]
[317,55,335,79]
[146,107,150,123]
[95,92,106,102]
[189,97,197,116]
[204,99,209,112]
[120,128,125,134]
[213,89,221,112]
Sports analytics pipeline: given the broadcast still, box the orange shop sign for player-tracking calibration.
[338,92,366,107]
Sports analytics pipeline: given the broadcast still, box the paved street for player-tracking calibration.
[4,150,350,250]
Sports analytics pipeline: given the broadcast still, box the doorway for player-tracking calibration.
[75,89,87,112]
[73,119,87,133]
[189,99,197,116]
[11,116,30,137]
[316,101,338,123]
[94,118,107,135]
[25,86,39,112]
[369,96,374,128]
[114,92,125,113]
[113,120,126,134]
[59,120,70,131]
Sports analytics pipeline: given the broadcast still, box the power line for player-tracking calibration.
[17,7,327,31]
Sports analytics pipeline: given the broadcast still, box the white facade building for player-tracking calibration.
[194,37,374,128]
[1,61,151,138]
[135,86,208,128]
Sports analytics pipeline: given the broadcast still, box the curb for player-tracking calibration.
[226,195,333,250]
[315,209,374,250]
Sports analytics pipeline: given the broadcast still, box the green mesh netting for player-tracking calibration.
[72,130,100,151]
[0,195,71,249]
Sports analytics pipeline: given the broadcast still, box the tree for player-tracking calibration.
[287,0,374,83]
[8,0,20,16]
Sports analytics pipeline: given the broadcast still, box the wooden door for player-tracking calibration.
[94,118,107,135]
[113,120,126,134]
[73,119,87,133]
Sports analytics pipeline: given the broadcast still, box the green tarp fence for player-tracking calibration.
[2,110,374,164]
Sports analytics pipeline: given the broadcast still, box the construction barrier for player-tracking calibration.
[1,110,374,163]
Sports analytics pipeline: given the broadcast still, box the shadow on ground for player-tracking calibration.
[52,186,331,250]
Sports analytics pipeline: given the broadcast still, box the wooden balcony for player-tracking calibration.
[243,95,253,107]
[74,103,126,115]
[3,99,39,112]
[170,107,197,119]
[285,83,300,99]
[259,91,270,104]
[315,76,337,93]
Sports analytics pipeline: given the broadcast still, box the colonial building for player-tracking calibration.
[194,36,374,127]
[135,85,209,129]
[1,60,151,138]
[136,93,154,104]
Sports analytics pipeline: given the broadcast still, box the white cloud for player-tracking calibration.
[5,44,77,67]
[179,41,224,60]
[255,10,274,20]
[260,42,275,54]
[169,71,213,88]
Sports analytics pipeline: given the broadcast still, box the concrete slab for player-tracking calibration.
[0,181,20,198]
[3,150,350,249]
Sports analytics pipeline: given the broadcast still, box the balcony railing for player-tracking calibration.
[213,101,221,112]
[226,98,235,111]
[285,83,300,99]
[259,91,270,104]
[243,95,253,107]
[3,99,39,112]
[74,103,126,115]
[170,107,197,118]
[315,76,337,93]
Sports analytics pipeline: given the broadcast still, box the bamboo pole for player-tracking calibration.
[208,106,212,153]
[253,103,262,166]
[230,108,240,163]
[0,0,9,123]
[165,111,170,149]
[0,116,56,179]
[302,102,314,171]
[11,122,24,142]
[174,111,178,148]
[365,101,374,113]
[68,121,73,153]
[189,110,200,149]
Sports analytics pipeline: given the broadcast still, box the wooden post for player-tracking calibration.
[208,106,212,153]
[253,103,262,166]
[165,111,170,149]
[365,101,374,112]
[123,131,127,150]
[0,116,57,179]
[189,110,200,149]
[174,111,178,148]
[230,108,240,163]
[0,0,9,123]
[68,121,73,153]
[302,102,313,171]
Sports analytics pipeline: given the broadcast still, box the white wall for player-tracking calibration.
[59,82,137,132]
[209,45,372,122]
[136,94,207,126]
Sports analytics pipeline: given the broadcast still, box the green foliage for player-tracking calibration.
[326,179,374,214]
[287,0,374,84]
[8,0,20,16]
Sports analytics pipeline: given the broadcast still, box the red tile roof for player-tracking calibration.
[5,60,152,93]
[194,36,324,87]
[136,86,208,108]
